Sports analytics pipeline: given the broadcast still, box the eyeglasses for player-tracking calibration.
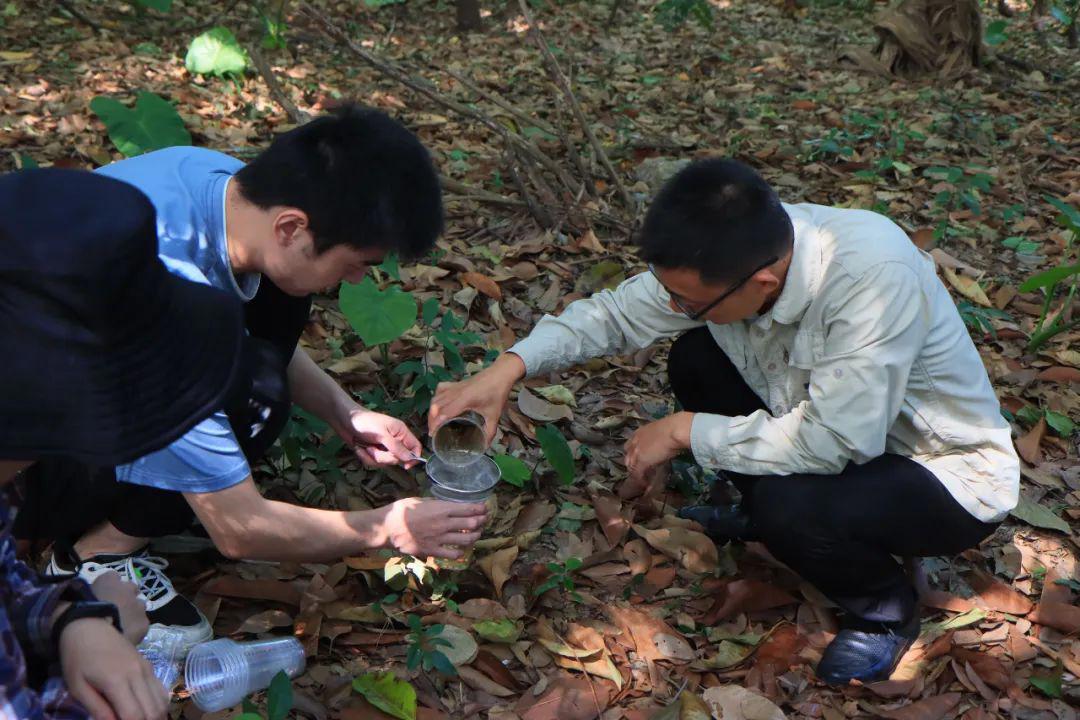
[649,256,779,321]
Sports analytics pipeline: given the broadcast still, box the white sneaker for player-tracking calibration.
[47,546,212,657]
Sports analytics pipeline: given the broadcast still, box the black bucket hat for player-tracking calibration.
[0,168,245,466]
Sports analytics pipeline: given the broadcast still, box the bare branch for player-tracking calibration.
[248,44,310,125]
[517,0,633,210]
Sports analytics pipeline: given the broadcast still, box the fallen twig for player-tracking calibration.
[55,0,102,30]
[517,0,633,210]
[298,2,584,200]
[248,44,310,125]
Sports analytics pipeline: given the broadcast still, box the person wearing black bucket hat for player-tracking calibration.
[19,104,488,657]
[0,168,256,720]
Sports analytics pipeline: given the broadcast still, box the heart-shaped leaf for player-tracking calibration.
[185,27,248,77]
[89,92,191,158]
[339,277,417,347]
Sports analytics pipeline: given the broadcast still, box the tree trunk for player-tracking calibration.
[841,0,983,79]
[456,0,482,31]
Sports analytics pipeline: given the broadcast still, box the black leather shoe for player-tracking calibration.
[677,504,753,543]
[816,611,920,686]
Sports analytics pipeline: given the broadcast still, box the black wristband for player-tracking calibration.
[51,601,123,649]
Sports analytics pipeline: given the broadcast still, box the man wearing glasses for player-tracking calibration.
[428,158,1019,687]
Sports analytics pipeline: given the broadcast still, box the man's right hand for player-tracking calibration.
[60,618,169,720]
[380,498,488,559]
[428,353,526,443]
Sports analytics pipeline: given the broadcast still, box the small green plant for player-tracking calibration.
[258,0,289,50]
[534,557,583,601]
[1021,197,1079,352]
[957,301,1011,338]
[655,0,713,29]
[1015,404,1076,437]
[404,614,457,675]
[984,19,1009,47]
[90,92,191,158]
[236,670,292,720]
[270,406,344,502]
[185,27,249,78]
[922,166,994,241]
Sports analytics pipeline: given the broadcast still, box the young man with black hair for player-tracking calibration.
[19,105,487,656]
[429,158,1019,685]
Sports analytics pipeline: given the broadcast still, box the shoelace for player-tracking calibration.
[96,553,174,604]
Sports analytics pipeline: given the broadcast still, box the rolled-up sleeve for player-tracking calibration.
[509,272,701,377]
[690,262,930,475]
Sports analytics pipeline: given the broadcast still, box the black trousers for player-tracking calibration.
[668,327,998,624]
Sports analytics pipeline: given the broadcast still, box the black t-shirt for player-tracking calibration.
[226,278,312,463]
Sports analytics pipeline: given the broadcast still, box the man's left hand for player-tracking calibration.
[623,411,694,489]
[335,406,423,468]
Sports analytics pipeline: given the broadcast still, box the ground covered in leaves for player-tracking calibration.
[2,1,1079,719]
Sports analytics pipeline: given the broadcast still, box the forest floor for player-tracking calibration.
[1,1,1079,719]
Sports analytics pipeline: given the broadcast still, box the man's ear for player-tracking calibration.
[274,208,309,248]
[751,266,782,295]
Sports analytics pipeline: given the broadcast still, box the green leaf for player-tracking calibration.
[185,27,248,78]
[1010,495,1070,533]
[378,252,401,282]
[89,92,191,158]
[352,672,417,720]
[1045,196,1080,235]
[429,649,458,676]
[564,557,583,572]
[365,0,406,6]
[1016,405,1044,427]
[134,0,172,10]
[492,454,531,488]
[473,618,522,643]
[421,297,440,326]
[1018,263,1080,293]
[1029,662,1063,699]
[1045,411,1075,437]
[536,423,574,485]
[266,671,293,720]
[132,42,162,56]
[339,277,417,346]
[921,607,986,639]
[984,19,1008,46]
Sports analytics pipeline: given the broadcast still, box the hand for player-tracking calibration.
[428,353,525,444]
[335,406,423,469]
[91,571,149,644]
[60,618,169,720]
[623,412,694,491]
[379,498,488,559]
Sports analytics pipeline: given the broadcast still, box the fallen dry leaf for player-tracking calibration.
[605,606,687,664]
[1015,417,1046,466]
[479,545,519,598]
[200,576,302,607]
[702,579,797,625]
[632,523,719,574]
[968,569,1033,615]
[517,674,610,720]
[518,386,574,422]
[460,270,502,300]
[702,685,787,720]
[590,490,631,547]
[942,267,991,307]
[878,692,961,720]
[1029,601,1080,634]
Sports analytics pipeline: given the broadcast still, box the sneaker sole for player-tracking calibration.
[141,621,214,660]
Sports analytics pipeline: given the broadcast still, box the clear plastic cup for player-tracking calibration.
[185,637,306,712]
[431,411,487,468]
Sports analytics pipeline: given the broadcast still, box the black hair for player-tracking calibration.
[235,103,443,259]
[637,158,793,285]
